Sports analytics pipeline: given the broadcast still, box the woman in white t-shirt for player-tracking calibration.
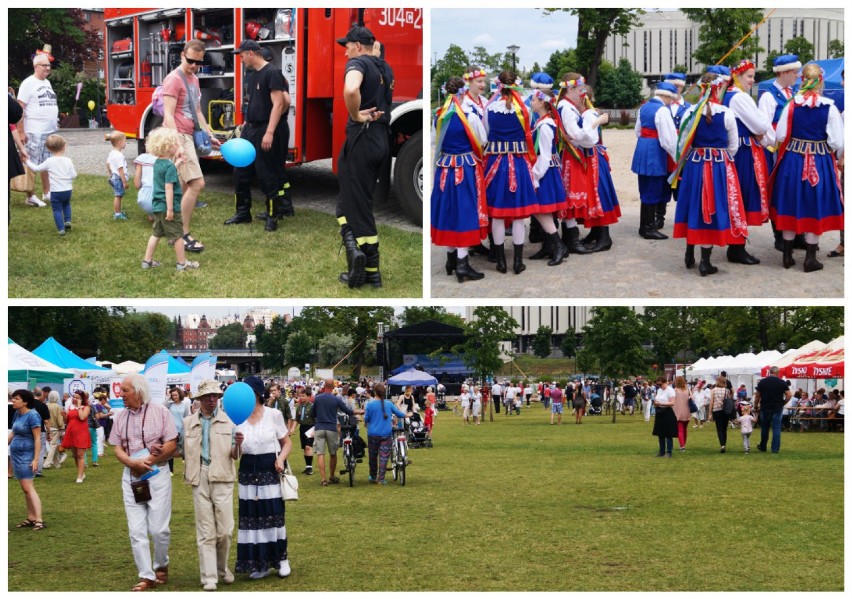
[652,379,677,457]
[471,386,482,425]
[691,381,707,428]
[459,385,472,424]
[234,376,293,580]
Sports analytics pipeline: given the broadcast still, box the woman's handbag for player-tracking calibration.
[688,396,699,414]
[10,168,35,193]
[722,391,736,416]
[280,461,299,501]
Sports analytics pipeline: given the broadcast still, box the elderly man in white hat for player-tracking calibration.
[183,380,241,591]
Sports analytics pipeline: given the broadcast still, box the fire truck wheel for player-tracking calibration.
[393,129,423,227]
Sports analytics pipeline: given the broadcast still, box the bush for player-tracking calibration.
[595,58,643,109]
[46,62,105,116]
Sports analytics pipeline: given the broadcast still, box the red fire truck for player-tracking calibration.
[104,7,423,224]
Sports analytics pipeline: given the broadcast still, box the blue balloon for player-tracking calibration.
[220,138,256,168]
[222,382,255,425]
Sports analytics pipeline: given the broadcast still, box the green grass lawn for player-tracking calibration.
[8,174,422,298]
[8,406,842,591]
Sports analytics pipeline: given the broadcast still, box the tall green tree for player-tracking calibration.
[458,307,519,422]
[560,333,577,358]
[285,331,315,366]
[469,46,502,73]
[431,43,471,105]
[318,333,354,366]
[543,9,645,88]
[209,323,248,350]
[543,48,579,82]
[532,326,554,359]
[582,307,648,422]
[827,39,844,59]
[681,9,765,67]
[595,58,643,108]
[400,307,465,328]
[255,316,290,371]
[8,9,101,85]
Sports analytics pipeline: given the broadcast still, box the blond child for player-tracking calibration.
[106,131,129,220]
[737,403,758,454]
[142,127,199,271]
[25,134,77,235]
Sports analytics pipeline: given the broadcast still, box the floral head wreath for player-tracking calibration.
[530,89,554,104]
[559,76,586,89]
[463,68,487,81]
[731,59,756,76]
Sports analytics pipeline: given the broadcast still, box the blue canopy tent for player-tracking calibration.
[757,57,844,108]
[32,336,111,371]
[144,350,191,374]
[386,369,438,387]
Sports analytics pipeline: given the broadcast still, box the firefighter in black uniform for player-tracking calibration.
[225,39,294,231]
[335,25,394,288]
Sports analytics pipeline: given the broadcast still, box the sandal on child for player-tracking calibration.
[16,518,36,528]
[182,233,204,252]
[141,260,162,269]
[31,520,46,531]
[132,579,157,592]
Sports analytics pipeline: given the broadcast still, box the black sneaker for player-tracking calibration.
[720,446,726,454]
[756,445,767,453]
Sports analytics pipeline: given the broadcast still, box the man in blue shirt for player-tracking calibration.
[313,379,363,486]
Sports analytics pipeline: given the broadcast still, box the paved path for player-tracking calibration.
[429,129,844,299]
[60,128,419,233]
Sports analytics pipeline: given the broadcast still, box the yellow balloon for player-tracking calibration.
[87,100,95,111]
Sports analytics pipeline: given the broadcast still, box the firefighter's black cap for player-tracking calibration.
[233,40,262,54]
[336,25,375,47]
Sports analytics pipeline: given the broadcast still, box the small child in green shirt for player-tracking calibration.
[141,127,199,271]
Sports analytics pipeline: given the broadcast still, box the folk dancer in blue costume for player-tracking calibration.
[460,66,494,262]
[670,67,748,276]
[722,58,776,266]
[526,72,558,248]
[657,72,691,231]
[527,88,569,266]
[758,54,803,251]
[631,82,678,242]
[769,62,844,273]
[483,70,542,275]
[431,76,488,283]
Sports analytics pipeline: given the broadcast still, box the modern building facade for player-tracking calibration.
[604,8,844,91]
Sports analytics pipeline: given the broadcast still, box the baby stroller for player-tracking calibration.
[587,393,603,415]
[407,413,432,448]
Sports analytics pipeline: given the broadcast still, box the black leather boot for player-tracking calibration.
[726,244,760,265]
[782,239,796,269]
[528,216,544,244]
[546,232,567,266]
[772,221,784,251]
[586,226,613,252]
[580,225,597,246]
[698,247,718,276]
[455,255,485,282]
[495,244,507,273]
[684,244,695,269]
[793,233,807,250]
[264,196,278,232]
[654,202,667,230]
[529,233,552,260]
[224,194,252,225]
[362,242,383,287]
[640,204,668,239]
[563,223,590,254]
[445,250,458,275]
[513,244,526,274]
[338,226,366,288]
[487,232,499,263]
[278,183,295,217]
[469,243,490,257]
[803,242,824,273]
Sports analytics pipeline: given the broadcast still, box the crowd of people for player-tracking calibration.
[431,54,844,281]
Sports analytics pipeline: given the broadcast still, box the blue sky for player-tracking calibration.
[431,8,579,72]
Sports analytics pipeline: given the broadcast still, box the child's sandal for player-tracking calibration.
[31,520,46,531]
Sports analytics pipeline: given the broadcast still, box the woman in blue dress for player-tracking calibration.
[9,389,45,530]
[671,67,748,276]
[484,70,540,274]
[770,62,845,272]
[527,88,569,266]
[431,76,487,283]
[723,59,775,266]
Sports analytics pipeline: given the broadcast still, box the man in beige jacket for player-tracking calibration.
[183,380,240,591]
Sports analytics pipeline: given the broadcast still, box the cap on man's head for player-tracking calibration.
[233,40,262,54]
[336,25,375,47]
[197,380,224,397]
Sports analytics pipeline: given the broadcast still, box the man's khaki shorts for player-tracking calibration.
[177,133,203,183]
[313,429,339,456]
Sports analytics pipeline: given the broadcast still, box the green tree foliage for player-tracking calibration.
[469,45,504,73]
[542,9,645,88]
[681,9,765,67]
[544,48,579,82]
[285,331,315,366]
[208,323,247,350]
[560,333,578,359]
[44,62,105,115]
[827,39,844,59]
[8,9,101,85]
[431,43,471,105]
[595,58,643,108]
[255,316,290,371]
[532,326,554,359]
[400,307,465,329]
[318,333,354,366]
[764,37,815,74]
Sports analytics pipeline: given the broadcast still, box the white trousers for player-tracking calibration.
[192,464,235,585]
[121,466,172,581]
[97,428,105,456]
[642,399,652,421]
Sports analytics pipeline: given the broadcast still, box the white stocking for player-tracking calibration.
[534,213,557,234]
[491,219,506,246]
[805,233,820,245]
[782,230,796,241]
[512,220,526,245]
[456,247,469,259]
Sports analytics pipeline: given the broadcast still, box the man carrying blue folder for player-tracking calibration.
[109,373,178,592]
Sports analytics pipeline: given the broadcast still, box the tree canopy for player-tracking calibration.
[681,9,765,67]
[208,323,248,350]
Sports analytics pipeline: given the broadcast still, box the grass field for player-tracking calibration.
[7,406,843,592]
[8,174,422,298]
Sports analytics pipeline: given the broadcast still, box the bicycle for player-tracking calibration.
[390,422,408,486]
[338,415,360,487]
